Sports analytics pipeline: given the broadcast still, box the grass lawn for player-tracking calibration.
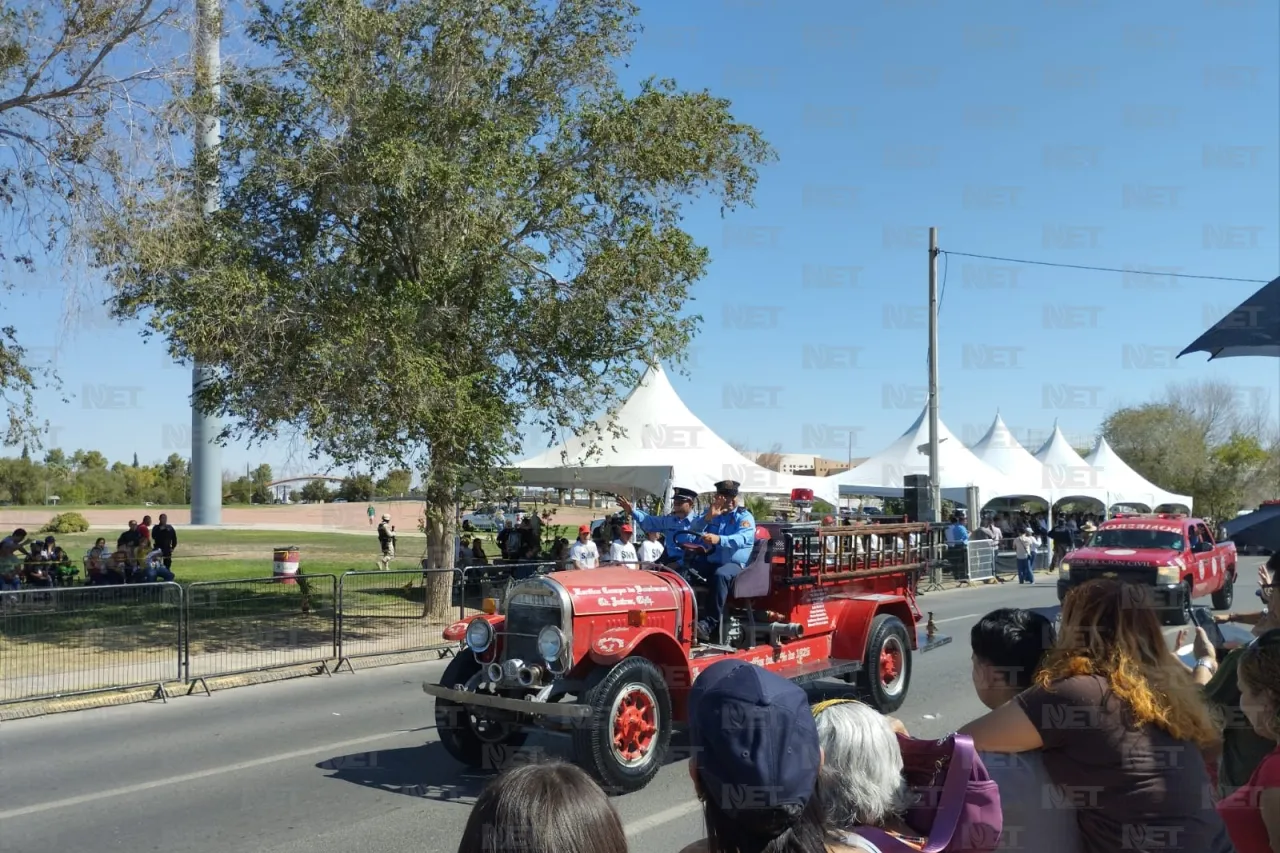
[48,529,420,582]
[40,526,582,583]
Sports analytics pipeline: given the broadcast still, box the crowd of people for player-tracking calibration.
[455,566,1280,853]
[0,514,179,593]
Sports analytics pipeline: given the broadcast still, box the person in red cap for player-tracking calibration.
[608,523,638,567]
[569,524,599,569]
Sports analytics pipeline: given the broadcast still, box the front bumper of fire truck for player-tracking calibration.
[421,682,592,719]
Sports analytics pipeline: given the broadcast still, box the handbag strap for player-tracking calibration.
[855,735,975,853]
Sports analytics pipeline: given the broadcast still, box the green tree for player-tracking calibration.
[299,479,334,502]
[224,475,253,504]
[338,474,375,503]
[0,0,181,447]
[376,469,413,497]
[98,0,772,616]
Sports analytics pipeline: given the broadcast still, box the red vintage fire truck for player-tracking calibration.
[1057,513,1237,625]
[423,519,948,793]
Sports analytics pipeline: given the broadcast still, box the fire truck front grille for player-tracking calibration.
[502,603,562,664]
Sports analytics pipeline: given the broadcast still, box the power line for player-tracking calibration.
[939,250,1271,284]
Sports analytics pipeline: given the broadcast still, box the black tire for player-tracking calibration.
[573,656,672,795]
[1170,579,1194,626]
[858,614,913,714]
[1212,569,1235,610]
[434,650,528,769]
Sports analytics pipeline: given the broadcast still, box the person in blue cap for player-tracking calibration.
[688,480,756,643]
[683,659,865,853]
[617,487,699,571]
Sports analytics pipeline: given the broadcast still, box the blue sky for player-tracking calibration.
[12,0,1280,479]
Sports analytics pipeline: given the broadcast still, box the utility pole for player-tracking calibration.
[190,0,223,526]
[927,227,941,522]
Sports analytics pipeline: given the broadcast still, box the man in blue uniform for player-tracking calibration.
[688,480,756,643]
[618,487,698,570]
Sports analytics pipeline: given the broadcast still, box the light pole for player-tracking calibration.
[190,0,223,526]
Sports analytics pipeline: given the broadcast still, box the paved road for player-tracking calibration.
[1,563,1265,853]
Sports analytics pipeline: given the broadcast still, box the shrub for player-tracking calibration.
[40,512,91,534]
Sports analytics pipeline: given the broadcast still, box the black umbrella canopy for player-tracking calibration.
[1223,504,1280,550]
[1180,275,1280,360]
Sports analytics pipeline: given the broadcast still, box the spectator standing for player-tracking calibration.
[1217,629,1280,853]
[367,504,376,526]
[456,762,627,853]
[969,608,1080,851]
[151,514,178,571]
[137,514,152,541]
[637,530,664,564]
[568,526,599,570]
[944,513,969,544]
[608,524,638,565]
[959,579,1234,853]
[377,513,396,570]
[469,538,489,566]
[1013,528,1037,584]
[0,529,30,592]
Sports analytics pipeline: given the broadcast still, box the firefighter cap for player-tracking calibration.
[714,480,740,497]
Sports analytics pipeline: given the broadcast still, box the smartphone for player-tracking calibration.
[1191,607,1227,650]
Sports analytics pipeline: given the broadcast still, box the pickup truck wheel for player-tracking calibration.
[1212,570,1235,610]
[434,650,528,768]
[859,614,912,714]
[574,656,672,795]
[1174,580,1194,626]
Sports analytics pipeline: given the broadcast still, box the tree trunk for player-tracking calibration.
[420,465,458,621]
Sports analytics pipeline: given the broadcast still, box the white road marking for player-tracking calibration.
[625,800,702,837]
[0,729,419,821]
[931,613,980,624]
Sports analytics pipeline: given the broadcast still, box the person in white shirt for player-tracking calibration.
[608,524,639,567]
[637,530,664,564]
[568,525,599,570]
[1014,527,1037,584]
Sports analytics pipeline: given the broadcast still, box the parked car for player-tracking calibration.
[461,507,521,531]
[1057,513,1237,624]
[426,520,949,794]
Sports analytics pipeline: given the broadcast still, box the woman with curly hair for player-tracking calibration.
[958,579,1233,853]
[1217,629,1280,853]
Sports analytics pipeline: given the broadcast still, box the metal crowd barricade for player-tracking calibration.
[0,582,182,705]
[183,574,338,694]
[960,539,997,585]
[335,569,463,670]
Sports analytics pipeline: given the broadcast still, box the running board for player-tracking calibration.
[786,658,862,684]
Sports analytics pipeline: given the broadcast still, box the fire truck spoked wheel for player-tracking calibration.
[858,614,912,714]
[574,656,673,795]
[434,650,528,767]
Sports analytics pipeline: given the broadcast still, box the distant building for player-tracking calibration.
[753,453,861,477]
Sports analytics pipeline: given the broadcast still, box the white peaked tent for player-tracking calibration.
[968,414,1051,502]
[1033,425,1107,505]
[1085,437,1194,511]
[831,408,1022,503]
[511,364,840,504]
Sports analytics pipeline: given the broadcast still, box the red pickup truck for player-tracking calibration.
[1057,514,1237,625]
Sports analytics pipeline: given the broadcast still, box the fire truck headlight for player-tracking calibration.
[465,618,494,654]
[537,625,565,668]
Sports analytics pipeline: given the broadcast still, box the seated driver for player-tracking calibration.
[688,480,756,643]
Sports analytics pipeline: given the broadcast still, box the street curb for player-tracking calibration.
[0,649,455,722]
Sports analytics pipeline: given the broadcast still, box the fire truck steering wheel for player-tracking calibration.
[672,532,711,584]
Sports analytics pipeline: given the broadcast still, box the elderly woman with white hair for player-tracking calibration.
[812,699,923,850]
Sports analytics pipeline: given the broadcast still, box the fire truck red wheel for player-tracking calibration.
[858,614,913,714]
[434,650,528,768]
[574,656,673,795]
